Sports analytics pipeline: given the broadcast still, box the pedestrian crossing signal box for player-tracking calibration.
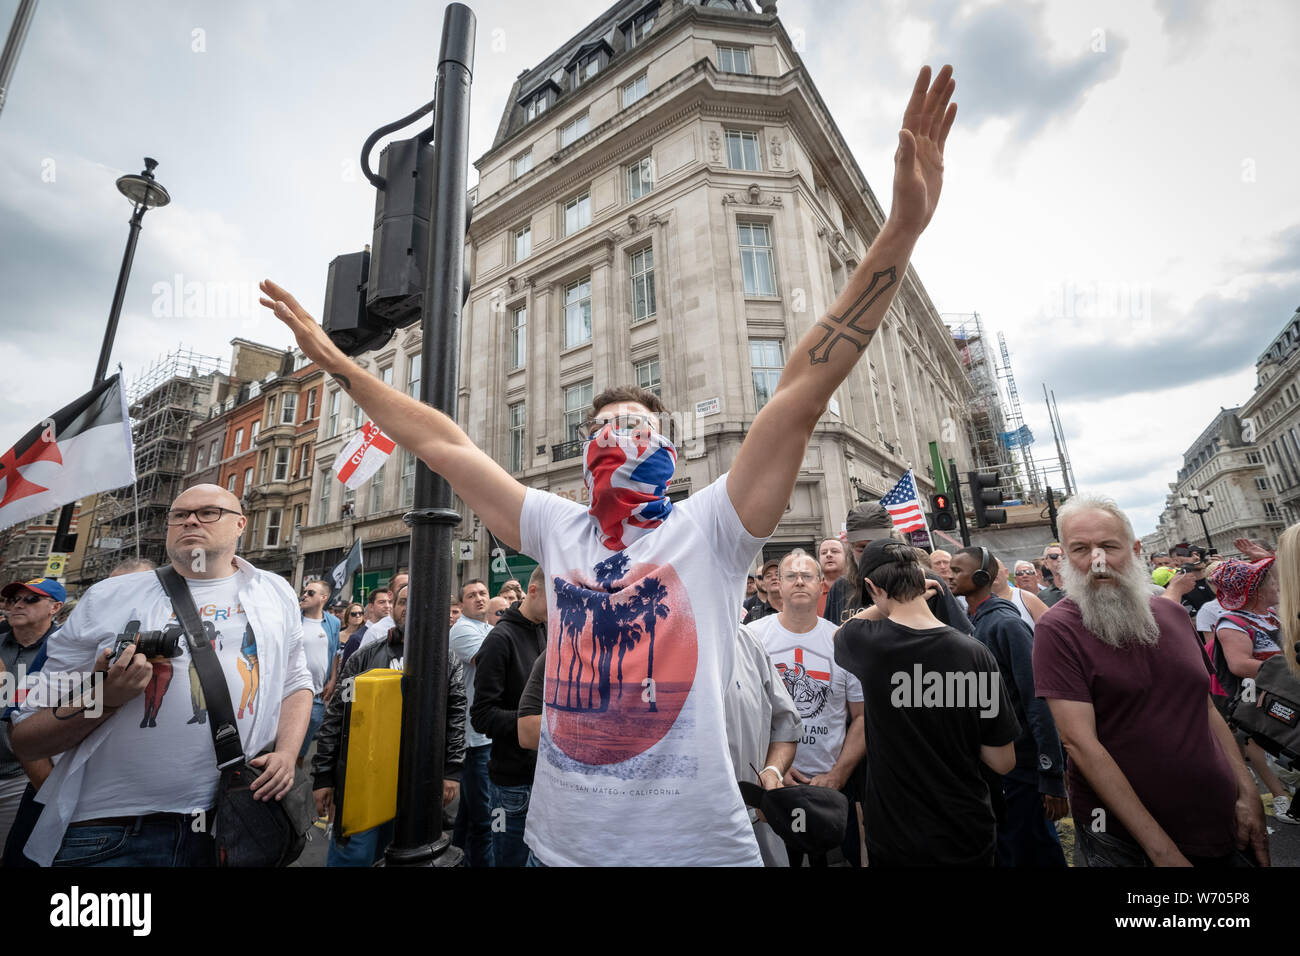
[336,668,404,837]
[929,493,956,531]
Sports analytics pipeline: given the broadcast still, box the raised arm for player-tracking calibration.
[728,65,956,536]
[258,280,526,550]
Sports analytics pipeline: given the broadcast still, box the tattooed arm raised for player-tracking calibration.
[727,65,957,538]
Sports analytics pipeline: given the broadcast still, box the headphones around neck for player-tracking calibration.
[971,547,992,589]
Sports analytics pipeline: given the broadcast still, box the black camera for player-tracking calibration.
[110,620,186,665]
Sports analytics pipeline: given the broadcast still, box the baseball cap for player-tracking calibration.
[1151,567,1178,588]
[2,577,67,603]
[845,502,894,543]
[856,539,919,579]
[737,781,848,855]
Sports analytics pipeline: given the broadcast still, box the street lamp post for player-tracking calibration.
[1178,489,1216,554]
[52,158,170,556]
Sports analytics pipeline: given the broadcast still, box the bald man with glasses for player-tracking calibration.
[10,483,313,867]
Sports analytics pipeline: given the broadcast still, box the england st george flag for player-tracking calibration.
[332,420,396,490]
[0,375,135,532]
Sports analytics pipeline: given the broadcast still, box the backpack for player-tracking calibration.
[1223,655,1300,771]
[1209,613,1277,699]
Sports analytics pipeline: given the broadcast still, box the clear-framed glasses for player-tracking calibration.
[166,506,243,526]
[780,571,818,583]
[580,413,659,441]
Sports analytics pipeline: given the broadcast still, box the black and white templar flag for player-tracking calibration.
[0,375,135,532]
[328,538,363,604]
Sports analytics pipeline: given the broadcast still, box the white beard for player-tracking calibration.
[1060,556,1160,648]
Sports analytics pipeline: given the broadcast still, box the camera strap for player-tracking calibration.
[155,566,246,771]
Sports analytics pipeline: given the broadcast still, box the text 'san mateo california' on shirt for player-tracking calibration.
[1032,595,1238,858]
[520,474,764,866]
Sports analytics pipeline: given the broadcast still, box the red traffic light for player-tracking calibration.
[934,494,948,510]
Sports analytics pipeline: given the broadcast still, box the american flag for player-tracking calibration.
[881,470,928,534]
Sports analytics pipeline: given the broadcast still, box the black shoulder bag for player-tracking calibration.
[156,566,312,866]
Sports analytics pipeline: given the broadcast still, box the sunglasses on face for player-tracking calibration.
[6,593,46,605]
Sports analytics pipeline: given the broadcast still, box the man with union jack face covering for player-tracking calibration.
[261,64,958,865]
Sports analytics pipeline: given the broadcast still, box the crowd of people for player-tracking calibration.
[4,475,1296,868]
[1,62,1295,869]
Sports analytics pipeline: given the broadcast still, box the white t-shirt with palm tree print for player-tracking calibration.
[519,473,764,866]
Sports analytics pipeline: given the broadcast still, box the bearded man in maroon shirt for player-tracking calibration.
[1032,494,1269,867]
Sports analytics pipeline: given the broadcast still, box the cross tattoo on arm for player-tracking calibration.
[807,266,897,365]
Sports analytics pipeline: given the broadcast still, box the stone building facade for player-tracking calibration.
[1239,306,1300,527]
[295,0,977,592]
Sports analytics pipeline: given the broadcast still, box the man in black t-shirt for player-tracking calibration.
[834,541,1018,865]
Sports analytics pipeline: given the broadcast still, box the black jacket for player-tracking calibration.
[470,606,546,786]
[969,596,1066,797]
[312,625,467,790]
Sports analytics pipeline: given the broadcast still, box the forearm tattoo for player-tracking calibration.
[333,373,353,391]
[807,266,897,365]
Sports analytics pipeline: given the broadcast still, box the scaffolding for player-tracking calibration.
[996,331,1041,503]
[80,348,228,582]
[942,312,1016,490]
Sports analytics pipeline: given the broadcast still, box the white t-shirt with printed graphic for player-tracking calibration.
[519,474,764,866]
[747,614,863,777]
[74,573,266,820]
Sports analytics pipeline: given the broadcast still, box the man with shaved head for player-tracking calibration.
[929,549,954,588]
[11,483,314,866]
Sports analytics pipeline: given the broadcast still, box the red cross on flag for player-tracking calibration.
[0,375,135,532]
[333,421,397,490]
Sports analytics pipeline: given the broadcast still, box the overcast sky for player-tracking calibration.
[1,0,1296,537]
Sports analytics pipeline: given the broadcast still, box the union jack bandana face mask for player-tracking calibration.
[583,423,677,551]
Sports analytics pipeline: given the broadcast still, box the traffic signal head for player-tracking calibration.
[323,249,395,357]
[929,493,955,531]
[967,472,1007,527]
[367,136,436,326]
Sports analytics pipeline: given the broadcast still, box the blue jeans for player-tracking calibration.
[452,745,493,867]
[525,849,547,867]
[488,781,532,868]
[52,815,215,867]
[299,698,327,760]
[327,820,394,867]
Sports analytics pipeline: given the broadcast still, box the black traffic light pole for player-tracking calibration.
[385,3,475,867]
[949,458,970,547]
